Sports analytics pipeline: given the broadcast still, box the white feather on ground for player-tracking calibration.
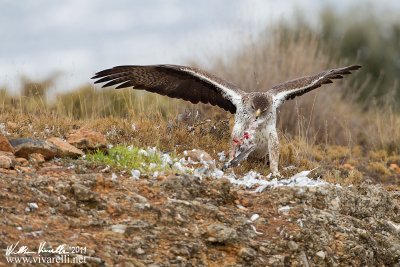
[135,147,330,191]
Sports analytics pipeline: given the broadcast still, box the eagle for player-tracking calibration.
[92,64,361,176]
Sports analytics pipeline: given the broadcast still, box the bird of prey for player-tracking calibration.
[92,64,361,176]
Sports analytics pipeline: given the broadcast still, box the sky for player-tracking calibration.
[1,0,399,94]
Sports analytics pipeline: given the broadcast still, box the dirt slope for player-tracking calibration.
[0,159,399,266]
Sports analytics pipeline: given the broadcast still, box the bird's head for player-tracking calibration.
[251,93,269,119]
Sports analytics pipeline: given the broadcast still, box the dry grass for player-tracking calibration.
[1,107,399,184]
[207,29,400,153]
[0,28,399,185]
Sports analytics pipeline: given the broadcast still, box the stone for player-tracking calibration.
[159,174,203,200]
[389,244,400,258]
[330,197,340,211]
[209,178,236,204]
[28,203,39,210]
[15,166,33,173]
[386,220,400,234]
[268,255,285,265]
[0,135,14,153]
[72,183,98,202]
[250,214,260,222]
[316,250,326,259]
[67,128,107,151]
[0,168,17,174]
[288,241,299,251]
[47,137,84,158]
[0,151,15,169]
[15,157,29,166]
[135,247,145,255]
[184,149,216,168]
[206,223,237,244]
[125,220,151,236]
[29,153,45,164]
[131,193,148,204]
[9,138,57,160]
[238,247,257,261]
[111,224,127,234]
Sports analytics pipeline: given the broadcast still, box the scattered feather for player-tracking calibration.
[131,169,141,180]
[250,214,260,222]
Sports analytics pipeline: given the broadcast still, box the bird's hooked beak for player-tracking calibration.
[255,109,261,118]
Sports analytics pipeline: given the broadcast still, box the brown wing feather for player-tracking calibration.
[269,65,361,101]
[91,65,244,113]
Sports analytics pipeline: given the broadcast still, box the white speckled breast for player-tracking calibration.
[249,123,269,159]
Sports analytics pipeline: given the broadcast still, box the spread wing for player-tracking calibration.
[91,64,245,113]
[268,65,361,106]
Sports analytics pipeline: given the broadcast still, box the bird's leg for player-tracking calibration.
[263,155,270,166]
[266,125,280,177]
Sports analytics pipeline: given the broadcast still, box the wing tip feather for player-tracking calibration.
[347,65,362,70]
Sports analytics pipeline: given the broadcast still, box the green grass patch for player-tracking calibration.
[86,145,175,173]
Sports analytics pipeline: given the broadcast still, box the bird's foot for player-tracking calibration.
[269,171,282,179]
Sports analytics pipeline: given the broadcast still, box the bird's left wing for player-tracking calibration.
[268,65,361,106]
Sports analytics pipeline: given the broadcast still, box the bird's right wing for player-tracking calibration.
[92,64,245,113]
[268,65,361,107]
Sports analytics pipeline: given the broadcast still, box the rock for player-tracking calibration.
[316,250,326,259]
[278,205,291,214]
[28,203,39,210]
[389,244,400,258]
[206,223,238,244]
[330,197,340,211]
[29,153,45,165]
[0,168,17,174]
[184,149,216,168]
[9,138,57,160]
[0,152,14,169]
[288,241,299,251]
[208,178,236,204]
[111,224,127,234]
[15,166,33,173]
[386,220,400,234]
[0,135,14,153]
[159,174,203,200]
[15,157,29,166]
[135,247,145,255]
[238,247,257,261]
[47,137,84,158]
[131,193,148,204]
[250,214,260,222]
[67,128,107,151]
[72,183,98,202]
[125,220,151,236]
[268,255,286,266]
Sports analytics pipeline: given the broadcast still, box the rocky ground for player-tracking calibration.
[0,130,399,266]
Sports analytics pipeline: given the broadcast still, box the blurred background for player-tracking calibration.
[1,0,400,153]
[2,0,399,96]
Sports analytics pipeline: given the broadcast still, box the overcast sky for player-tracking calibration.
[1,0,399,93]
